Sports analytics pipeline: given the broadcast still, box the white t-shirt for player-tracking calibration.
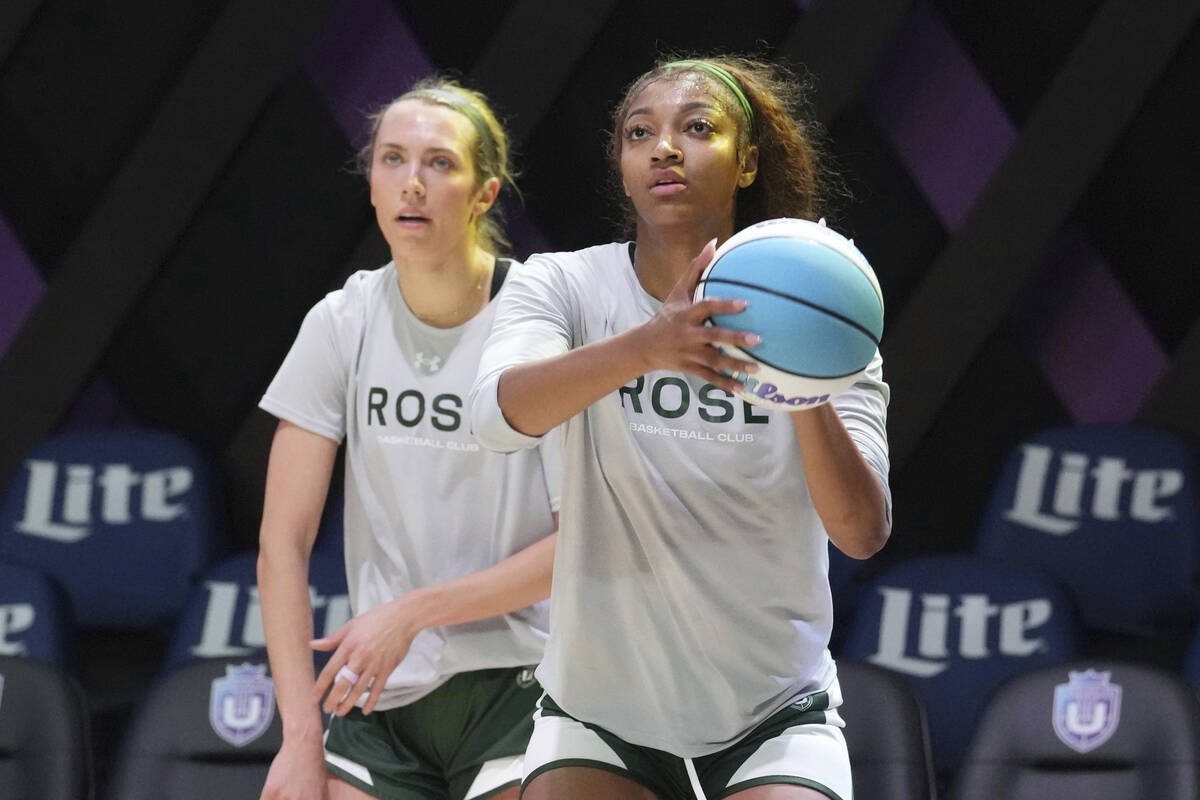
[469,242,891,756]
[261,261,561,710]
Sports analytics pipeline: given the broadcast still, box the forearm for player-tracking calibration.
[497,328,651,436]
[258,537,324,740]
[791,405,890,559]
[256,420,338,739]
[397,532,557,632]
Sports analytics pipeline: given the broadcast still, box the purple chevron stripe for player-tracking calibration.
[867,3,1013,229]
[1,216,135,429]
[866,2,1164,422]
[0,216,44,357]
[303,0,551,257]
[1024,232,1166,422]
[304,0,434,149]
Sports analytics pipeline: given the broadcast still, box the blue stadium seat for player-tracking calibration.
[0,655,92,800]
[0,428,223,629]
[839,553,1080,778]
[104,657,282,800]
[0,560,73,668]
[974,424,1200,637]
[313,486,344,559]
[162,550,350,672]
[955,659,1200,799]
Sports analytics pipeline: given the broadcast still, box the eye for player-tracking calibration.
[686,119,714,135]
[625,124,650,141]
[380,151,402,165]
[431,155,454,170]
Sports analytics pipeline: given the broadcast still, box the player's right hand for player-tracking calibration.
[260,736,329,800]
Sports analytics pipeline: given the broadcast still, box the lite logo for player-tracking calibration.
[190,581,351,658]
[15,460,193,543]
[1004,444,1183,535]
[868,587,1052,678]
[0,603,34,657]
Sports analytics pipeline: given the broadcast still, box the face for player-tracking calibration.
[618,75,757,235]
[368,99,499,256]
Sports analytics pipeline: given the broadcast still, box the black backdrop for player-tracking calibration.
[2,0,1199,586]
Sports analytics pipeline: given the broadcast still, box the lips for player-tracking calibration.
[647,167,687,195]
[648,179,686,196]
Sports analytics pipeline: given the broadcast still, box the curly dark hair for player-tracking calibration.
[608,55,844,238]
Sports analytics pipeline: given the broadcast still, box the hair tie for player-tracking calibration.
[664,60,755,138]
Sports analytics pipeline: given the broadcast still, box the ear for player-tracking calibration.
[737,145,759,188]
[473,176,502,215]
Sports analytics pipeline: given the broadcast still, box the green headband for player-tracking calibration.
[663,60,755,137]
[408,88,500,170]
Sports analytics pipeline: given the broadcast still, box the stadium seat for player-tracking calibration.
[974,424,1200,637]
[104,657,282,800]
[839,554,1080,778]
[955,659,1200,799]
[0,428,223,629]
[838,660,937,800]
[0,560,73,668]
[0,655,92,800]
[313,486,344,559]
[163,550,350,672]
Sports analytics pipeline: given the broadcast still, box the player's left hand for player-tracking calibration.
[310,596,422,715]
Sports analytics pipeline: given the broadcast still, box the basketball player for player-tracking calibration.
[257,78,560,800]
[468,57,890,800]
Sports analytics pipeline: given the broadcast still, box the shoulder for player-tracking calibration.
[521,242,631,281]
[312,263,393,319]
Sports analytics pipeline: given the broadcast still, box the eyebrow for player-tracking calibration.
[624,100,720,121]
[376,143,462,157]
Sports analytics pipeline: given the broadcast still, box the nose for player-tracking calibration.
[400,166,425,198]
[651,135,682,163]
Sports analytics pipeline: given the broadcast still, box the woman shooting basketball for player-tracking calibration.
[469,56,890,800]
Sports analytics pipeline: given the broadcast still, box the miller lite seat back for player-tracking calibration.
[162,550,350,672]
[974,424,1200,637]
[0,560,73,668]
[104,656,281,800]
[837,660,937,800]
[313,485,344,559]
[0,655,92,800]
[839,554,1080,776]
[0,428,222,629]
[955,660,1200,799]
[1178,621,1200,692]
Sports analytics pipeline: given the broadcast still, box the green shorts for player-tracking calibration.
[323,666,541,800]
[522,688,851,800]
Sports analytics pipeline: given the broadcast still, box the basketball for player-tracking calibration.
[693,217,884,409]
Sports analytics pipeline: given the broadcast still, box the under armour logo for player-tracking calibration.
[413,352,442,373]
[516,667,537,689]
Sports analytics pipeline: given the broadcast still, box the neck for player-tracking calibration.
[394,239,496,328]
[633,218,734,300]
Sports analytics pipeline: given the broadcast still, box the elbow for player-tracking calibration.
[467,379,521,453]
[468,372,543,452]
[831,511,891,560]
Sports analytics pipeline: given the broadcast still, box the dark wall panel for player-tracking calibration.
[1080,23,1200,350]
[101,74,371,449]
[0,0,224,267]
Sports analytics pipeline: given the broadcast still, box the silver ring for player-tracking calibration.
[336,665,360,684]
